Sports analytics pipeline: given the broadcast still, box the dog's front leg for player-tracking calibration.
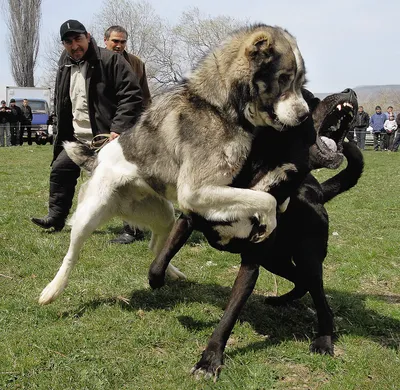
[179,185,277,242]
[191,259,259,381]
[148,214,194,289]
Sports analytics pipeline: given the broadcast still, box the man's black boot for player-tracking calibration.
[31,216,65,232]
[110,223,145,244]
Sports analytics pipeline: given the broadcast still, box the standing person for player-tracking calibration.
[104,25,151,244]
[353,106,370,150]
[21,99,33,145]
[0,100,11,147]
[31,20,143,232]
[383,114,397,151]
[370,106,386,151]
[393,112,400,152]
[9,99,22,146]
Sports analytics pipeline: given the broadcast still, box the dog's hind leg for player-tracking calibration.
[149,214,194,289]
[126,196,187,281]
[150,229,187,281]
[39,180,116,305]
[261,258,308,306]
[292,244,334,355]
[265,285,308,306]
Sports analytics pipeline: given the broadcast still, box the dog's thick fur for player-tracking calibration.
[39,24,310,305]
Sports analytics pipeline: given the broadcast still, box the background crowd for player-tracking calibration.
[350,105,400,151]
[0,98,33,146]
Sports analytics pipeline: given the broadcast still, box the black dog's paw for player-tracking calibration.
[310,335,334,356]
[190,350,224,382]
[148,270,166,290]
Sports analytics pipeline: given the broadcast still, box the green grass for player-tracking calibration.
[0,144,399,390]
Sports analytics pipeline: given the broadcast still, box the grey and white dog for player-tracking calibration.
[39,24,309,305]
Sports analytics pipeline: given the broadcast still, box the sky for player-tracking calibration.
[0,0,394,97]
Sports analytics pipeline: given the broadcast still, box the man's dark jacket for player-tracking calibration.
[0,106,11,123]
[53,38,143,160]
[10,105,22,123]
[123,51,151,109]
[21,105,33,123]
[353,111,370,128]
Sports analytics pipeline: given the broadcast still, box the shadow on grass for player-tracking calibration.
[63,280,400,353]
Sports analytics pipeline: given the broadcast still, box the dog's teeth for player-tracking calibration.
[336,104,342,111]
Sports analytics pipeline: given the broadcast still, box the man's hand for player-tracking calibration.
[110,132,120,140]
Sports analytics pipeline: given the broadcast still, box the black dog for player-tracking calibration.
[148,90,361,379]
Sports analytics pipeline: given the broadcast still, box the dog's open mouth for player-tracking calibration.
[310,88,358,169]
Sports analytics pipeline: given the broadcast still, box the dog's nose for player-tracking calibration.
[342,88,357,99]
[298,113,309,123]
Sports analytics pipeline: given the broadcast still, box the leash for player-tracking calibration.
[90,133,112,153]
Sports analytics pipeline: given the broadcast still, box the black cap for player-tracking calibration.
[10,98,15,103]
[1,100,5,104]
[60,19,87,41]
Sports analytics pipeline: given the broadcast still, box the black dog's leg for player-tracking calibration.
[265,285,308,306]
[148,214,194,289]
[307,264,334,355]
[293,248,334,355]
[191,259,259,381]
[261,258,308,306]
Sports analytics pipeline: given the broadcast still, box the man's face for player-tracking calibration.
[376,108,381,114]
[63,33,91,61]
[23,100,28,106]
[10,102,15,107]
[1,102,5,108]
[388,107,393,113]
[358,107,363,113]
[104,31,127,54]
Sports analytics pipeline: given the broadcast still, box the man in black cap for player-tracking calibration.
[9,99,22,146]
[31,19,143,232]
[0,100,11,147]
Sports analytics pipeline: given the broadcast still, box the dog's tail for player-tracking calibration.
[63,141,98,173]
[321,141,364,204]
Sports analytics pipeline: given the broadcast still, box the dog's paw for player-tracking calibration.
[166,264,187,280]
[190,350,224,382]
[38,279,67,305]
[310,335,334,356]
[148,270,166,290]
[249,212,276,243]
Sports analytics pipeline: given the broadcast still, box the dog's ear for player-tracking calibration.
[245,32,273,60]
[308,98,321,113]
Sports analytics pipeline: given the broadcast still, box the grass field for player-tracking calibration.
[0,144,399,390]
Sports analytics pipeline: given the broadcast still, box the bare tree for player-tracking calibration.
[92,0,162,60]
[37,32,64,100]
[174,8,246,69]
[3,0,42,86]
[151,8,247,91]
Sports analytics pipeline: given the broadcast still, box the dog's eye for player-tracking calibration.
[278,74,291,87]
